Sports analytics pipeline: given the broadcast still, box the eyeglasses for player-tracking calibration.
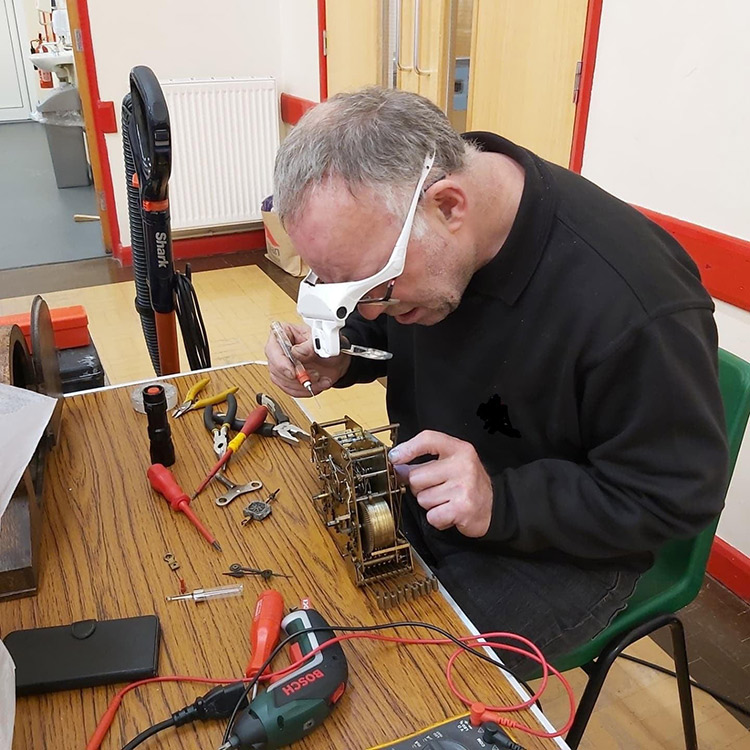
[357,278,398,306]
[296,152,437,358]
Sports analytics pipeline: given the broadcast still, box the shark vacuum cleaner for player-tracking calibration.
[122,65,210,376]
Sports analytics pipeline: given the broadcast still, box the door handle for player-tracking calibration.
[414,0,435,75]
[395,0,413,71]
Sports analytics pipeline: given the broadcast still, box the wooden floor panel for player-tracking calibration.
[2,262,748,747]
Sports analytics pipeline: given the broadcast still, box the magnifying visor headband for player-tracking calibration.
[297,151,436,358]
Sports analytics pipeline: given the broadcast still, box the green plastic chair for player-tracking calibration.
[557,349,750,750]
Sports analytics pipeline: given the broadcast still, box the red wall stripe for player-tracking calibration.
[569,0,603,173]
[117,229,267,267]
[636,207,750,312]
[96,100,117,134]
[707,537,750,602]
[280,93,318,126]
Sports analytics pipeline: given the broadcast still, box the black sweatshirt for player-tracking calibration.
[336,132,728,571]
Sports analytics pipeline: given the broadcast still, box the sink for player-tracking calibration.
[29,51,75,81]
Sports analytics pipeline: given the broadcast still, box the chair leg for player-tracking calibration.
[565,649,619,749]
[565,613,698,750]
[668,616,698,750]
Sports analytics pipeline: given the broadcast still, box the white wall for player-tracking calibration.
[582,0,750,557]
[582,0,750,241]
[279,0,321,101]
[86,0,319,246]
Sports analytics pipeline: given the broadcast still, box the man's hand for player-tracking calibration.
[388,431,493,538]
[264,322,351,398]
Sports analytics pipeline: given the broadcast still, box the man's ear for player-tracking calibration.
[427,180,467,232]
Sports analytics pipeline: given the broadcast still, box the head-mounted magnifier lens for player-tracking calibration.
[297,151,436,358]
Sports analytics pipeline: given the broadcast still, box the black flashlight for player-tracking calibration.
[143,384,175,466]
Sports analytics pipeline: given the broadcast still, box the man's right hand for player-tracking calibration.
[264,322,351,398]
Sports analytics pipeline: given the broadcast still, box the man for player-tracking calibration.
[265,87,728,675]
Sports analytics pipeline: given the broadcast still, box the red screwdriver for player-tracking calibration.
[147,463,222,551]
[192,404,268,499]
[245,589,285,699]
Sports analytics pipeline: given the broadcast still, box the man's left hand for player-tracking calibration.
[388,431,493,538]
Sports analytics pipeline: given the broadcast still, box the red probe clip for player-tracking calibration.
[246,590,285,698]
[147,463,222,551]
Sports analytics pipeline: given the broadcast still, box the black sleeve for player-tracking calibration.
[483,307,729,558]
[333,312,390,387]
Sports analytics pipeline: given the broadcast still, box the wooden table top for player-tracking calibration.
[0,364,565,749]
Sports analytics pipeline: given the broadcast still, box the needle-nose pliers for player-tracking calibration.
[172,377,239,418]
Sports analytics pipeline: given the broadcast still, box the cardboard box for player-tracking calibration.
[261,210,308,278]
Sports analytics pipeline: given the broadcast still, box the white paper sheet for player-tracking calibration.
[0,383,57,533]
[0,638,14,750]
[0,383,56,747]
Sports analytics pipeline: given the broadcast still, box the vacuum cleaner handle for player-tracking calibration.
[129,65,179,375]
[129,65,171,201]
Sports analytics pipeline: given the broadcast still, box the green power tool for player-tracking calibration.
[218,605,349,750]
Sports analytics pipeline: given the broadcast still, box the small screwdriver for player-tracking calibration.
[166,584,243,603]
[147,464,222,551]
[271,321,316,400]
[192,405,268,499]
[245,589,284,699]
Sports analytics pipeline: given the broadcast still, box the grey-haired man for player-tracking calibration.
[265,87,727,676]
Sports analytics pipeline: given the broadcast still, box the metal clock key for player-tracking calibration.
[214,473,263,507]
[241,488,280,524]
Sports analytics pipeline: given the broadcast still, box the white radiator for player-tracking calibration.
[161,77,280,232]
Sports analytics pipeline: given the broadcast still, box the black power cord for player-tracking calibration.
[482,721,526,750]
[618,653,750,718]
[122,718,175,750]
[122,681,248,749]
[174,264,211,371]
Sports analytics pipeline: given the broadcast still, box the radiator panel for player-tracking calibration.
[161,77,279,231]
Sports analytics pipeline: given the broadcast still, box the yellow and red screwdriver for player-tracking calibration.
[245,589,285,699]
[192,404,268,499]
[147,463,222,551]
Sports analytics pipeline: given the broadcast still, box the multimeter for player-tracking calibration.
[367,713,524,749]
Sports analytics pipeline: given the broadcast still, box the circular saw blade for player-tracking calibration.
[30,295,63,440]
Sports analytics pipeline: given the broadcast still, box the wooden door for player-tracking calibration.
[397,0,451,110]
[467,0,588,166]
[325,0,384,97]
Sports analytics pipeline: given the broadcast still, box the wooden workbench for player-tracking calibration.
[0,364,567,749]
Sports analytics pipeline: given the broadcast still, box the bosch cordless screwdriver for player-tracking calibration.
[218,605,348,750]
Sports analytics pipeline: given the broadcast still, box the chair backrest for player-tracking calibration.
[629,348,750,610]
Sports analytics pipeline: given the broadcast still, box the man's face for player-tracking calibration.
[287,178,471,327]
